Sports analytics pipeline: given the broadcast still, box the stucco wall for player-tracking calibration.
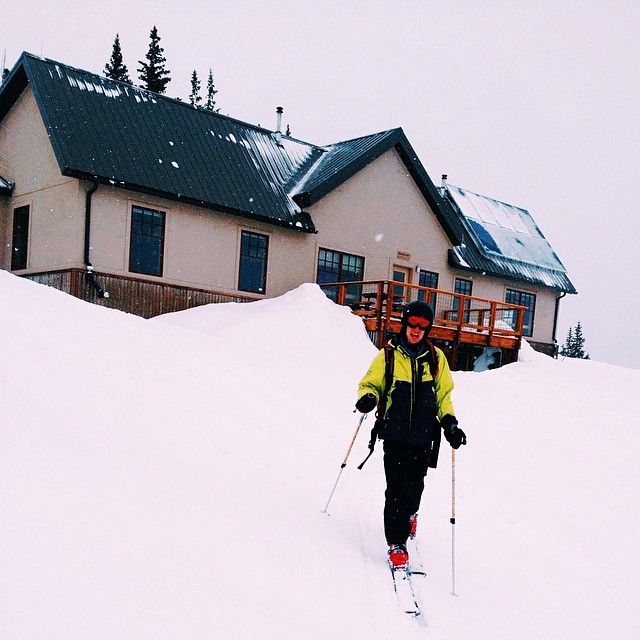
[0,90,562,346]
[306,150,559,345]
[454,272,559,345]
[0,88,85,271]
[308,150,455,284]
[88,187,309,297]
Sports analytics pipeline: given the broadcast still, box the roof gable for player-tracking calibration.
[442,184,577,293]
[2,53,323,232]
[293,128,464,245]
[0,53,463,243]
[0,53,574,294]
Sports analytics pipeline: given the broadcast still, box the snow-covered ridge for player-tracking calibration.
[1,270,638,639]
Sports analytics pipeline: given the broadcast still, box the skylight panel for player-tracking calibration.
[467,191,497,225]
[487,199,516,231]
[451,187,481,220]
[507,206,531,235]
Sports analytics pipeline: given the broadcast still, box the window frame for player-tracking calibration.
[238,230,269,294]
[418,269,439,306]
[316,247,365,303]
[129,205,166,277]
[505,288,537,337]
[11,205,30,271]
[453,277,473,322]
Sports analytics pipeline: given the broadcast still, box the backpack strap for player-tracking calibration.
[358,345,394,470]
[426,340,439,379]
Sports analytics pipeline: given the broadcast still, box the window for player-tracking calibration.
[317,248,364,303]
[453,277,473,322]
[239,230,268,293]
[506,289,537,337]
[129,206,165,276]
[11,206,30,270]
[418,270,439,306]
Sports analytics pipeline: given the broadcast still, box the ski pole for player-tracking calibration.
[322,412,367,514]
[451,447,457,596]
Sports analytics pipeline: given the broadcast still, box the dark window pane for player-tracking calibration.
[506,289,536,337]
[316,248,364,303]
[453,278,473,321]
[129,206,165,276]
[418,270,438,305]
[11,206,30,270]
[239,231,268,293]
[317,249,341,284]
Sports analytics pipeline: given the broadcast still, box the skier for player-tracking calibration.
[356,300,466,570]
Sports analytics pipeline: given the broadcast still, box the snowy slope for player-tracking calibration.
[1,270,638,639]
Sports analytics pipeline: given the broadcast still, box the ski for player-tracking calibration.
[390,565,421,617]
[407,536,427,576]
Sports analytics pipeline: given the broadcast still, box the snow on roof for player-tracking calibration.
[444,185,576,293]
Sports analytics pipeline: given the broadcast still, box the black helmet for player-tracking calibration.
[401,300,435,336]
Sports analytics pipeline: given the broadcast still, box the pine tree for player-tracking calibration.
[572,321,590,359]
[560,321,590,359]
[189,70,202,106]
[560,326,574,357]
[104,34,131,83]
[204,68,219,112]
[137,26,171,93]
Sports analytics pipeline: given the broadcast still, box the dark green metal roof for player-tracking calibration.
[293,128,463,244]
[2,53,327,232]
[0,53,575,293]
[0,53,460,241]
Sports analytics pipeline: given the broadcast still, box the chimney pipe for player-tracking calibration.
[441,174,448,188]
[275,106,284,145]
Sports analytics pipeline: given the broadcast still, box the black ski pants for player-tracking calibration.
[383,439,430,546]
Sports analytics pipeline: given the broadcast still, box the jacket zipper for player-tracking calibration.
[409,356,418,430]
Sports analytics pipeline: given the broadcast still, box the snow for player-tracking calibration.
[1,270,638,639]
[448,184,567,272]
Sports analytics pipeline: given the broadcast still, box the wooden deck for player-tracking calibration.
[320,280,525,368]
[20,269,525,370]
[21,269,259,317]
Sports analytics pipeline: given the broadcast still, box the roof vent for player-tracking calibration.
[275,106,284,146]
[441,174,448,188]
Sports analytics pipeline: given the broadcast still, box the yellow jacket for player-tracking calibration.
[358,339,455,458]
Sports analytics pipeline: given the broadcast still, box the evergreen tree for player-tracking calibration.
[560,321,590,359]
[189,70,202,106]
[104,34,131,83]
[137,26,171,93]
[204,68,219,112]
[560,326,574,357]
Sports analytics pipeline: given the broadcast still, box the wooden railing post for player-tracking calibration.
[488,300,497,340]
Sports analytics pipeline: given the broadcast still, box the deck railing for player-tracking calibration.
[320,280,525,350]
[21,269,259,317]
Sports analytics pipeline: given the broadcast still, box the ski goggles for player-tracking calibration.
[406,316,430,330]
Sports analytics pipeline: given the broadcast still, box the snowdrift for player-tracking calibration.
[1,270,638,639]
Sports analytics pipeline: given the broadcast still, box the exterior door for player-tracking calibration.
[392,265,412,305]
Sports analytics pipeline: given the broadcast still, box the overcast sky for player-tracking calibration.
[3,0,639,369]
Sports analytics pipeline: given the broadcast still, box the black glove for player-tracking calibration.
[441,415,467,449]
[355,393,377,414]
